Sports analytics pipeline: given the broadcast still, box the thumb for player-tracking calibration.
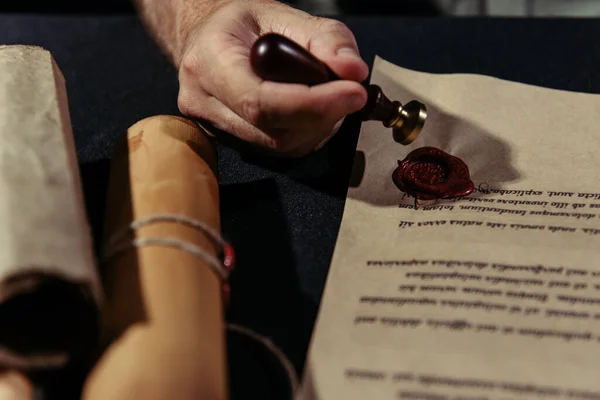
[307,19,369,82]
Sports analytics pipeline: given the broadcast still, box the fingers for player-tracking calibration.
[246,80,365,130]
[179,88,274,150]
[178,84,352,157]
[176,4,369,157]
[180,48,366,154]
[198,49,365,125]
[195,46,367,126]
[305,18,369,82]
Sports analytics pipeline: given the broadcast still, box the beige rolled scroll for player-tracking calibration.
[0,46,101,372]
[83,115,228,400]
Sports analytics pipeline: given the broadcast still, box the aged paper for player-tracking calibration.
[84,116,227,400]
[0,46,101,369]
[299,56,600,400]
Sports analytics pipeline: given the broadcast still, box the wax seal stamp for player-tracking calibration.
[250,33,427,145]
[393,147,474,206]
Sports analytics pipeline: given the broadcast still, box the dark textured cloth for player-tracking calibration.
[1,13,600,399]
[0,0,135,13]
[338,0,441,15]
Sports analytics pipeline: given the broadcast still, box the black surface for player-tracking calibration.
[339,0,441,15]
[2,13,600,399]
[0,0,135,13]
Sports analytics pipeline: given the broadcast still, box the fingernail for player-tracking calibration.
[337,47,361,60]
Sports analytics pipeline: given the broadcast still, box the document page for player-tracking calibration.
[299,57,600,400]
[0,46,101,369]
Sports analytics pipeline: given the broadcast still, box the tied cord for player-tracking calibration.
[103,214,299,398]
[104,214,234,281]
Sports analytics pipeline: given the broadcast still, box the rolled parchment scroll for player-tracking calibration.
[83,116,228,400]
[0,46,101,370]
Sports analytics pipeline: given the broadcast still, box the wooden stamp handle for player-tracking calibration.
[250,33,401,124]
[250,33,428,144]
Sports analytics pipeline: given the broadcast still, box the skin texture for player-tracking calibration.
[135,0,370,157]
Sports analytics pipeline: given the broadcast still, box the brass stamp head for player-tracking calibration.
[388,100,428,145]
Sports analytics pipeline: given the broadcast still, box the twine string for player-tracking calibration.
[102,213,298,398]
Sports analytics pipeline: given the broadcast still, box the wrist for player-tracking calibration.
[172,0,233,66]
[136,0,234,67]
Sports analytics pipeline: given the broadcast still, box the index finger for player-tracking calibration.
[203,47,367,131]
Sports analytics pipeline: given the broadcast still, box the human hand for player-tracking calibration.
[176,0,369,157]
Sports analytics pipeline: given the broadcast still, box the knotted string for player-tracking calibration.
[102,214,298,398]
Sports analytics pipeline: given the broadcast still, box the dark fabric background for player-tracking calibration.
[0,0,135,13]
[1,12,600,400]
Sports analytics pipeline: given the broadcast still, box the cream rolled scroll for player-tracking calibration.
[0,46,102,371]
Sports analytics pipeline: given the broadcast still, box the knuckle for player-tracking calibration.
[177,93,192,116]
[239,92,263,127]
[179,51,204,79]
[177,91,195,117]
[177,90,209,120]
[322,19,352,36]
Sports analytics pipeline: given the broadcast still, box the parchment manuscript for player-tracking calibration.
[0,46,100,369]
[299,57,600,400]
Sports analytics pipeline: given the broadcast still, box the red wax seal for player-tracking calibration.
[393,147,474,205]
[221,241,236,308]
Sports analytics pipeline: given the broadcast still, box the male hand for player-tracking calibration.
[176,0,369,157]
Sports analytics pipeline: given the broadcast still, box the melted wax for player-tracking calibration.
[393,147,474,207]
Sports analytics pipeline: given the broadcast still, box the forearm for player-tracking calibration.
[134,0,226,66]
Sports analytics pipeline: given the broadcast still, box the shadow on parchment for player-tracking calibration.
[347,81,522,206]
[220,179,318,400]
[296,82,524,400]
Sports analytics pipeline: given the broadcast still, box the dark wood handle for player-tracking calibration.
[250,33,337,86]
[250,33,396,122]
